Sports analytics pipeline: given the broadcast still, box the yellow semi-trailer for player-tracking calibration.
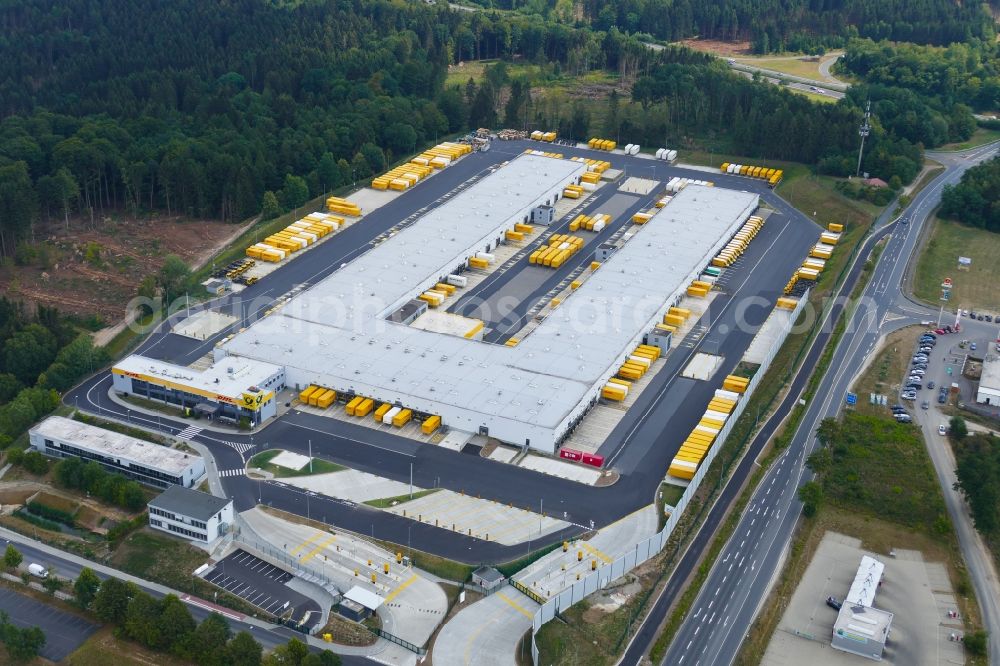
[506,231,524,242]
[434,282,457,295]
[354,398,374,417]
[627,355,651,369]
[422,415,441,434]
[392,409,413,428]
[345,396,364,416]
[668,460,697,480]
[514,223,534,234]
[601,386,627,401]
[828,222,844,233]
[300,385,319,402]
[374,403,392,421]
[316,389,337,409]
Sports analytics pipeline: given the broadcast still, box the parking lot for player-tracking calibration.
[204,550,321,629]
[762,531,965,665]
[0,587,97,661]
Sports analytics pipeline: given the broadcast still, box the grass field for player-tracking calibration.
[732,52,843,82]
[248,449,345,477]
[364,488,440,508]
[66,627,191,666]
[110,529,262,617]
[851,326,923,414]
[936,127,1000,152]
[914,216,1000,312]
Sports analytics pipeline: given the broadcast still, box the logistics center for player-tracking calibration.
[207,153,760,452]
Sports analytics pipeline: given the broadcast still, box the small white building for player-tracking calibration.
[29,415,204,488]
[976,355,1000,406]
[148,485,233,544]
[831,555,893,661]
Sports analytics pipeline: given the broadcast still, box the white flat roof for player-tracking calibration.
[222,173,757,432]
[114,354,282,401]
[278,153,585,331]
[31,416,200,475]
[410,310,483,338]
[344,585,384,610]
[981,355,1000,392]
[846,555,883,607]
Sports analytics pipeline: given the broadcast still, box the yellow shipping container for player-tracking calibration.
[345,396,364,415]
[299,386,319,403]
[374,403,392,421]
[354,398,374,417]
[316,390,337,409]
[392,409,413,427]
[422,415,441,434]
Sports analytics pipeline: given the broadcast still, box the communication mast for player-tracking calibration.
[856,100,871,177]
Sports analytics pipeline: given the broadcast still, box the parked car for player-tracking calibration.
[826,596,843,610]
[902,393,917,401]
[927,381,935,389]
[938,393,947,404]
[921,401,929,410]
[986,315,993,323]
[971,342,977,351]
[938,424,948,435]
[935,328,946,335]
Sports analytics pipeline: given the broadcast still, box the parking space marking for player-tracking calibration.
[301,535,337,563]
[496,592,533,618]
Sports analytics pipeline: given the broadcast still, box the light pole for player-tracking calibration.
[856,100,871,178]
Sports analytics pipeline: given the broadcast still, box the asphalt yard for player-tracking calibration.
[204,550,321,629]
[0,587,97,661]
[384,489,569,545]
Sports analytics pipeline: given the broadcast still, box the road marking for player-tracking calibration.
[582,542,613,564]
[289,531,325,556]
[301,535,337,562]
[384,574,419,603]
[496,592,533,618]
[176,425,202,441]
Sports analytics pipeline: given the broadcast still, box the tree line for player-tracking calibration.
[839,38,1000,113]
[0,0,642,257]
[953,425,1000,535]
[465,0,997,53]
[0,298,108,445]
[1,544,342,666]
[939,156,1000,233]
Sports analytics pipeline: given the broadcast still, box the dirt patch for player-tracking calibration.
[2,213,247,321]
[31,490,79,514]
[318,612,378,647]
[676,38,752,57]
[0,488,35,506]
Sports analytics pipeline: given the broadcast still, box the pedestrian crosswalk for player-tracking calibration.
[218,469,245,478]
[224,440,255,455]
[176,425,202,441]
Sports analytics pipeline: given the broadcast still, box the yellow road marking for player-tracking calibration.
[582,542,612,564]
[384,574,418,603]
[289,531,324,556]
[301,535,336,562]
[497,592,533,618]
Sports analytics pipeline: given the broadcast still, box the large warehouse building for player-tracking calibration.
[210,154,758,452]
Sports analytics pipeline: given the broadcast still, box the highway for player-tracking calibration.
[642,141,1000,666]
[64,140,820,563]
